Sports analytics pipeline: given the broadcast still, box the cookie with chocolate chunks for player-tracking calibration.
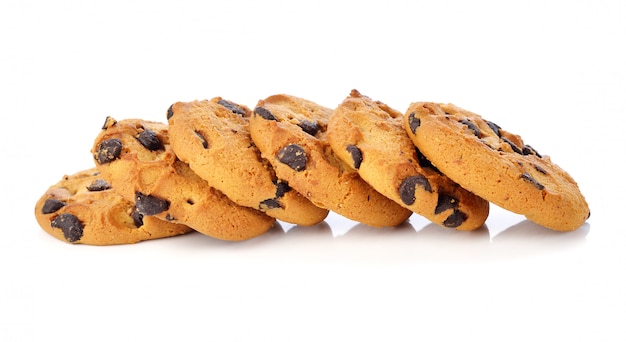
[34,168,193,245]
[91,117,275,241]
[249,94,412,228]
[327,90,489,231]
[167,97,328,226]
[404,102,589,231]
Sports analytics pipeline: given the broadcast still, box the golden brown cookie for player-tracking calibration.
[167,97,328,226]
[91,116,275,241]
[327,90,489,231]
[34,168,193,245]
[249,94,412,228]
[404,102,590,231]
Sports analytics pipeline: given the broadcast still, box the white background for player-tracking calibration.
[1,0,624,341]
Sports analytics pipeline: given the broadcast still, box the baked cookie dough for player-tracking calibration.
[249,94,412,228]
[34,168,193,245]
[91,116,275,241]
[404,102,590,231]
[327,90,489,231]
[167,97,328,226]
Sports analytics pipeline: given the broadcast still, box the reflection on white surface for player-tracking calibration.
[147,205,590,264]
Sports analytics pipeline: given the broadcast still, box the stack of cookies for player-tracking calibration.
[34,90,590,245]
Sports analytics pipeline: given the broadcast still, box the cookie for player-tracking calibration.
[327,90,489,231]
[91,116,275,241]
[249,94,412,228]
[404,102,590,231]
[34,168,193,245]
[167,97,328,226]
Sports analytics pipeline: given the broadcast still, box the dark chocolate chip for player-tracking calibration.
[407,112,421,134]
[95,138,123,164]
[502,137,523,154]
[50,213,84,242]
[522,144,542,158]
[137,129,164,151]
[195,131,208,149]
[166,104,174,120]
[275,180,291,198]
[86,179,111,192]
[165,213,175,221]
[135,192,170,215]
[277,144,307,171]
[346,144,363,169]
[534,164,548,175]
[415,147,441,174]
[254,106,277,121]
[131,206,144,228]
[399,174,432,205]
[442,210,467,228]
[486,121,501,137]
[460,119,481,138]
[42,198,66,214]
[435,194,459,215]
[218,99,247,116]
[298,120,320,136]
[521,173,545,190]
[259,199,282,210]
[101,116,117,130]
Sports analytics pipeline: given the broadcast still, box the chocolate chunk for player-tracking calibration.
[486,121,501,137]
[534,164,548,175]
[166,105,174,120]
[51,213,84,242]
[131,206,144,228]
[254,106,277,121]
[275,180,291,198]
[521,173,545,190]
[137,129,164,151]
[346,144,363,169]
[407,112,421,134]
[522,144,542,158]
[42,198,66,214]
[435,194,459,215]
[399,174,432,205]
[135,192,170,215]
[298,120,320,136]
[95,138,123,164]
[195,131,208,149]
[86,179,111,192]
[218,99,247,116]
[442,210,467,228]
[101,116,117,130]
[502,137,523,154]
[277,144,307,171]
[165,213,176,221]
[460,119,481,138]
[415,147,441,174]
[259,199,282,210]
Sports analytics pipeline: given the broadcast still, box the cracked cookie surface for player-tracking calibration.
[91,117,275,241]
[34,168,193,245]
[404,102,589,231]
[167,97,328,226]
[327,90,490,231]
[249,94,412,228]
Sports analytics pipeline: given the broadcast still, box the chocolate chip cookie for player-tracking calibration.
[167,97,328,226]
[34,168,193,245]
[327,90,490,231]
[249,94,412,228]
[91,116,275,241]
[404,102,590,231]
